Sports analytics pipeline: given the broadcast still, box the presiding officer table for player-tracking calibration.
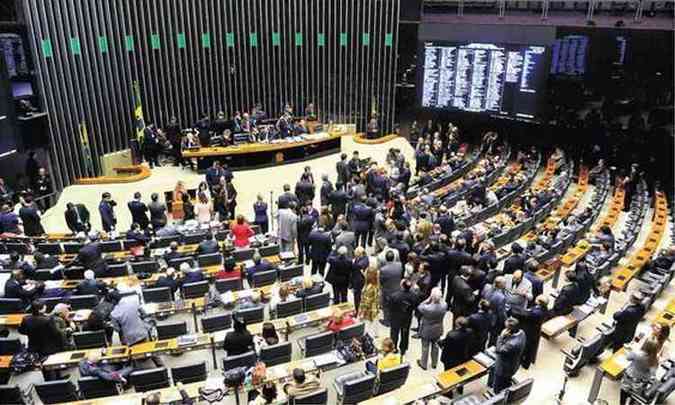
[183,131,345,171]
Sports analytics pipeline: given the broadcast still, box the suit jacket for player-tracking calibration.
[326,254,352,289]
[154,275,179,295]
[65,204,90,233]
[277,208,298,242]
[99,201,116,231]
[553,282,580,316]
[448,276,475,317]
[328,189,350,216]
[75,279,107,296]
[440,327,474,369]
[524,272,544,303]
[613,303,645,345]
[297,215,315,242]
[128,200,149,228]
[417,301,447,340]
[320,181,334,206]
[350,203,373,233]
[4,278,41,303]
[148,201,167,228]
[435,214,455,236]
[389,289,418,328]
[277,192,298,210]
[223,330,254,356]
[380,262,403,298]
[334,231,356,256]
[336,161,350,185]
[575,267,594,304]
[503,254,526,274]
[0,211,20,233]
[18,314,65,356]
[76,243,106,275]
[110,297,151,346]
[19,205,44,236]
[308,230,332,262]
[196,239,219,255]
[467,310,494,355]
[183,270,205,284]
[494,330,526,377]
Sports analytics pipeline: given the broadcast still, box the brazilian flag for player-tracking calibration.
[132,81,146,145]
[79,122,95,177]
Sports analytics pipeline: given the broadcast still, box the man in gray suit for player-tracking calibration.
[379,250,402,326]
[490,317,526,393]
[148,192,167,230]
[110,293,163,367]
[333,221,356,256]
[277,205,298,253]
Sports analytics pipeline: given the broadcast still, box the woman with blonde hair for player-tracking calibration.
[620,339,659,405]
[171,181,187,220]
[358,266,380,338]
[195,192,213,223]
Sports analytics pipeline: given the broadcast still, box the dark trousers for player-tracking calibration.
[355,230,368,247]
[255,221,269,234]
[352,288,362,314]
[489,370,513,393]
[390,323,411,355]
[145,151,159,168]
[311,260,327,276]
[333,286,348,304]
[298,239,311,264]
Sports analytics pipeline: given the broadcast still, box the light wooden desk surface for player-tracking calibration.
[541,315,576,338]
[182,132,343,158]
[436,359,487,391]
[0,355,12,369]
[42,346,130,369]
[286,302,354,329]
[361,375,440,405]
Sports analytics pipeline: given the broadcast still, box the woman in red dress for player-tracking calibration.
[230,214,254,248]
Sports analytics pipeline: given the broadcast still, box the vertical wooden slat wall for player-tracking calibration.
[22,0,400,190]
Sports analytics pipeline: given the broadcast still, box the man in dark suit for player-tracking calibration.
[65,202,91,234]
[490,317,526,393]
[503,243,526,275]
[513,295,548,369]
[294,179,315,207]
[389,280,418,356]
[73,234,107,276]
[435,206,455,237]
[552,271,581,317]
[33,252,59,270]
[0,204,20,234]
[467,299,494,356]
[277,184,298,210]
[75,270,108,297]
[420,243,447,291]
[348,151,361,178]
[448,266,477,320]
[4,270,44,304]
[524,259,544,306]
[350,196,373,248]
[127,192,149,230]
[18,301,66,357]
[440,317,474,371]
[154,267,180,296]
[206,161,224,189]
[19,198,44,237]
[328,187,350,218]
[336,153,350,188]
[247,252,275,286]
[320,174,334,206]
[308,227,332,276]
[296,208,315,265]
[98,193,117,232]
[610,293,646,352]
[574,261,594,305]
[163,242,182,262]
[326,247,352,304]
[148,193,167,230]
[195,233,219,255]
[444,246,475,294]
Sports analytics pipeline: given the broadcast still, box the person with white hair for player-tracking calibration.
[326,246,352,304]
[74,269,107,297]
[180,261,204,284]
[416,287,447,370]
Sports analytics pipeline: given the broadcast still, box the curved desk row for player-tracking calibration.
[182,132,344,172]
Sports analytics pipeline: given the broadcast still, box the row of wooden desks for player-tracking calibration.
[40,303,353,372]
[612,191,668,291]
[0,309,92,328]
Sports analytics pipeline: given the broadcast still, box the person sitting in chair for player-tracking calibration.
[365,337,401,374]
